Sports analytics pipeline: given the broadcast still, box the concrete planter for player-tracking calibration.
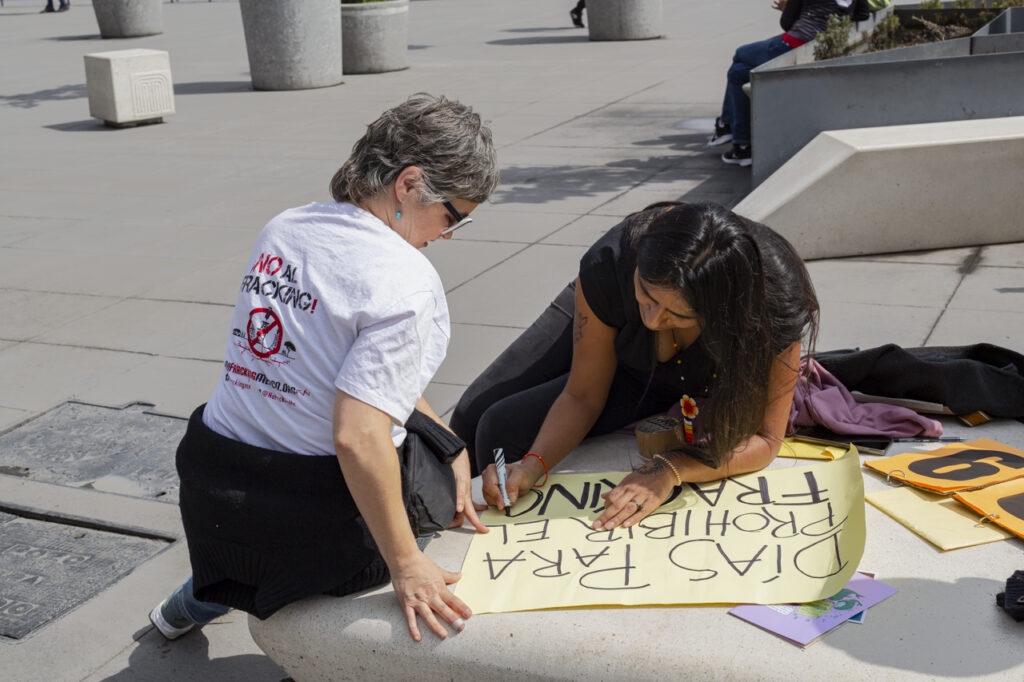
[586,0,662,41]
[341,0,409,75]
[748,5,1024,185]
[239,0,342,91]
[91,0,162,39]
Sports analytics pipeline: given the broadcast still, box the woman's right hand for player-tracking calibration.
[481,459,539,511]
[390,550,471,642]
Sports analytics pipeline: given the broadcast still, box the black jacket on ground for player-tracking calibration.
[816,343,1024,419]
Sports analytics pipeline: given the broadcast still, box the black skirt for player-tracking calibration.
[177,405,386,619]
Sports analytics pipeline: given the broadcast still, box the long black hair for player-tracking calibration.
[626,202,818,467]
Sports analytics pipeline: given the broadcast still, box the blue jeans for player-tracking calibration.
[720,34,793,145]
[161,576,231,628]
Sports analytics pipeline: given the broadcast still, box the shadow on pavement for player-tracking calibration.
[98,625,287,682]
[488,35,589,46]
[824,576,1023,678]
[491,131,750,207]
[48,34,102,41]
[174,80,253,95]
[1,83,87,108]
[503,27,579,33]
[45,119,119,132]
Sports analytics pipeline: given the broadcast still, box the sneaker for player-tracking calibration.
[149,599,195,640]
[570,8,584,28]
[721,144,752,167]
[57,2,69,11]
[706,117,732,147]
[41,5,56,12]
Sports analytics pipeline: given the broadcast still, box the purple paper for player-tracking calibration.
[729,573,897,647]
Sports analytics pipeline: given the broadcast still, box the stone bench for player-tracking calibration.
[248,427,1024,681]
[83,49,174,128]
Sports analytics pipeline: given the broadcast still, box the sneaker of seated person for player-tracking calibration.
[706,117,733,147]
[149,598,196,640]
[721,143,752,167]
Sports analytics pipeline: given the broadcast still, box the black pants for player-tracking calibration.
[451,283,681,475]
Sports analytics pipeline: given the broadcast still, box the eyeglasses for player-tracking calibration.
[441,200,473,235]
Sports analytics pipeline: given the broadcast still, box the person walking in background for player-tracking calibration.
[570,0,586,28]
[709,0,853,167]
[41,0,69,12]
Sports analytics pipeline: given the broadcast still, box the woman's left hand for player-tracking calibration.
[449,450,488,533]
[592,462,676,530]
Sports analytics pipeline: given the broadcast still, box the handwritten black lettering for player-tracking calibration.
[909,449,1024,481]
[483,551,526,580]
[578,545,650,591]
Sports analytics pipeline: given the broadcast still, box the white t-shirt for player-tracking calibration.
[203,202,450,455]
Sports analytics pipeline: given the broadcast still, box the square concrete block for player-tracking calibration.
[83,49,174,127]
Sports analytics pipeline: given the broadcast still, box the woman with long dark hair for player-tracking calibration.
[451,201,818,530]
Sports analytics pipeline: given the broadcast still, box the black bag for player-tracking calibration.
[399,409,463,536]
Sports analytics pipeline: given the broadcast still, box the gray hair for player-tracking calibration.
[330,93,498,205]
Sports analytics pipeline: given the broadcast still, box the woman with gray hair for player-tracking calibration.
[149,93,498,643]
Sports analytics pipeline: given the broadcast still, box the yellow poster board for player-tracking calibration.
[864,439,1024,493]
[458,451,865,614]
[866,486,1012,550]
[955,477,1024,540]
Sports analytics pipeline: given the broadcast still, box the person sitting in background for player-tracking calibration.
[149,93,498,644]
[452,201,819,530]
[709,0,853,167]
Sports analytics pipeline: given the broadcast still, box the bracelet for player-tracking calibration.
[653,454,682,487]
[523,452,549,487]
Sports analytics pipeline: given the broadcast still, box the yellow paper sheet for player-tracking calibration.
[864,438,1024,493]
[866,486,1012,550]
[955,477,1024,540]
[458,452,865,614]
[777,438,842,460]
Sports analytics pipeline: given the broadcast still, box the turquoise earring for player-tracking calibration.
[395,211,402,219]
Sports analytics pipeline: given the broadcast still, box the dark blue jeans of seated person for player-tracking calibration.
[721,34,794,146]
[451,283,683,476]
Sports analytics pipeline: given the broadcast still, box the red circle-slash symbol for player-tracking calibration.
[247,308,283,358]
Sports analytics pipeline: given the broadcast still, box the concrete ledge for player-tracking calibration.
[248,430,1024,681]
[734,116,1024,259]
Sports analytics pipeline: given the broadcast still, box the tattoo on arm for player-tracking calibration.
[635,458,666,476]
[573,311,588,344]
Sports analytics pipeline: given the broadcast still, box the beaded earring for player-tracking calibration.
[395,211,402,219]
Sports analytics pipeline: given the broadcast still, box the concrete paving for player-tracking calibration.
[0,0,1021,680]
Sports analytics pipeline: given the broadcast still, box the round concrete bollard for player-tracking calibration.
[341,0,409,75]
[239,0,343,91]
[586,0,663,41]
[91,0,163,39]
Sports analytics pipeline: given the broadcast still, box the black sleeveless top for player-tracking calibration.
[578,220,714,402]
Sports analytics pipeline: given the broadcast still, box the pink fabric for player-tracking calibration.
[788,358,942,438]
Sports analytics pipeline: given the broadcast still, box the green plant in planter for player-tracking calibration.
[870,12,902,50]
[918,0,943,8]
[813,14,854,61]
